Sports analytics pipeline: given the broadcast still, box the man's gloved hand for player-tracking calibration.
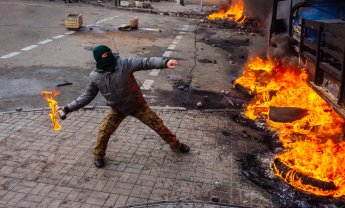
[57,106,70,120]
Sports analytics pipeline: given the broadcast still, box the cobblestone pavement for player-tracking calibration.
[0,107,275,208]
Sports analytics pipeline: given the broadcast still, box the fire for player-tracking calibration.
[208,0,246,24]
[41,90,62,131]
[235,57,345,197]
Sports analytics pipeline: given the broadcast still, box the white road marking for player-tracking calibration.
[162,51,172,57]
[38,39,53,45]
[65,31,76,35]
[159,25,190,60]
[149,69,160,76]
[93,14,124,26]
[21,45,38,51]
[140,80,155,90]
[140,28,161,32]
[182,25,189,30]
[0,2,41,6]
[1,52,21,59]
[176,35,183,40]
[172,39,180,45]
[167,44,177,50]
[179,31,187,35]
[53,35,65,39]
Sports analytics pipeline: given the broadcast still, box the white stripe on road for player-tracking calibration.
[149,69,160,76]
[0,52,21,59]
[172,39,180,45]
[93,14,124,26]
[21,45,38,51]
[53,35,65,39]
[140,80,155,90]
[0,2,41,6]
[38,39,53,45]
[176,35,183,40]
[0,15,127,59]
[182,25,189,30]
[179,31,187,35]
[167,44,177,50]
[139,28,161,32]
[65,31,76,35]
[162,51,172,57]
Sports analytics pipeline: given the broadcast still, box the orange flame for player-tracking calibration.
[41,90,62,131]
[235,57,345,197]
[208,0,246,24]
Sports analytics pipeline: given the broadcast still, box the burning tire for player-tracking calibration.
[273,158,337,191]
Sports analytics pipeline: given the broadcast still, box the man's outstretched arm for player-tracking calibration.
[63,81,99,114]
[123,57,180,73]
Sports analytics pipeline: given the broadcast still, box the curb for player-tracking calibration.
[118,200,253,208]
[0,106,242,117]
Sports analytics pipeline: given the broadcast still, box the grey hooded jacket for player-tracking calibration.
[66,55,168,116]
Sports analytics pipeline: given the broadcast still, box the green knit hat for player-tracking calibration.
[93,45,116,72]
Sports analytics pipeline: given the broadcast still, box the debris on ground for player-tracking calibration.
[118,17,139,31]
[56,80,73,87]
[197,102,203,108]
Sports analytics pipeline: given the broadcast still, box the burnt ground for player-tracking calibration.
[142,18,267,111]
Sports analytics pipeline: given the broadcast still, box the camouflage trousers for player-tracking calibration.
[94,104,181,159]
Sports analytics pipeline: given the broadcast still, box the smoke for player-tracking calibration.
[268,34,290,60]
[268,34,301,69]
[244,0,274,19]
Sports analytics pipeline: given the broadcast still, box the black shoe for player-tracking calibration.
[178,143,190,153]
[94,158,105,168]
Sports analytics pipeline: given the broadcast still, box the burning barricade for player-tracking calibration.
[208,0,246,24]
[234,56,345,197]
[207,0,261,33]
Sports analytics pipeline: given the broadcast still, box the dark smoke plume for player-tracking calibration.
[244,0,274,19]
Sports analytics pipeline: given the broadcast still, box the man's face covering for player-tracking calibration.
[93,45,116,72]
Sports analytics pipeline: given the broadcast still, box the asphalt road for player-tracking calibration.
[0,0,263,112]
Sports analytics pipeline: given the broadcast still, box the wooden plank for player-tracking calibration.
[324,24,345,39]
[320,47,344,64]
[303,39,317,51]
[320,62,342,80]
[324,36,343,49]
[304,19,322,29]
[309,82,345,120]
[302,51,316,62]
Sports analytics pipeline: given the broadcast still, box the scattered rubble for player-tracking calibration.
[56,80,73,87]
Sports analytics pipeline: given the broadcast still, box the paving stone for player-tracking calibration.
[0,108,275,208]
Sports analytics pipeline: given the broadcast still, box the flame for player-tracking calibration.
[208,0,246,24]
[235,57,345,197]
[41,90,62,131]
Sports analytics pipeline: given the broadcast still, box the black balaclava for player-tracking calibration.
[93,45,117,72]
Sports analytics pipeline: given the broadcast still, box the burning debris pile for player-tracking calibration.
[234,56,345,198]
[206,0,261,32]
[208,0,246,24]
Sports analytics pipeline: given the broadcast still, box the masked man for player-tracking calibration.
[61,45,190,168]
